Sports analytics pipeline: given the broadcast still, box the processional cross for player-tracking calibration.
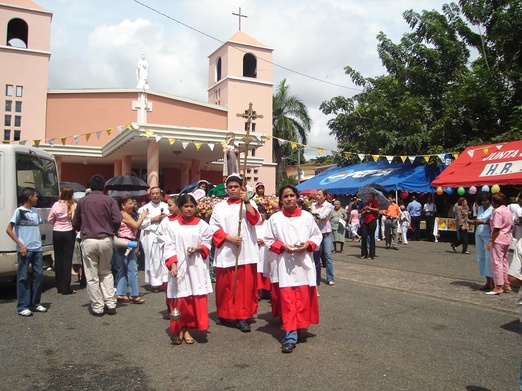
[231,102,263,297]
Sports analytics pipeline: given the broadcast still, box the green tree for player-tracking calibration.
[321,0,522,159]
[273,79,312,187]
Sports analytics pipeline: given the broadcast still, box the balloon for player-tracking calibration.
[444,187,454,195]
[457,187,465,196]
[400,190,409,199]
[482,185,490,193]
[436,187,443,195]
[469,186,477,195]
[491,184,500,194]
[418,192,425,199]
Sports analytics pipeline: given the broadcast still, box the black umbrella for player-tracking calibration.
[107,189,149,198]
[105,175,149,191]
[357,185,390,210]
[60,181,86,192]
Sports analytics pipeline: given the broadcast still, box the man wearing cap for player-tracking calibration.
[255,182,265,197]
[209,175,262,332]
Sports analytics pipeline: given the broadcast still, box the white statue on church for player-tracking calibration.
[136,54,149,90]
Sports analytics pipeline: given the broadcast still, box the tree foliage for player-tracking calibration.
[272,79,312,187]
[321,0,522,161]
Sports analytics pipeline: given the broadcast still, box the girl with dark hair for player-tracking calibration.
[470,193,493,290]
[114,196,148,303]
[264,184,322,353]
[48,186,77,295]
[163,193,213,345]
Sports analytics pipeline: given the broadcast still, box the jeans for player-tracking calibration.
[115,248,139,297]
[281,330,298,346]
[361,219,377,258]
[313,232,334,283]
[17,251,43,312]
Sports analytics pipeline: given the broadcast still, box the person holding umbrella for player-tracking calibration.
[360,192,380,259]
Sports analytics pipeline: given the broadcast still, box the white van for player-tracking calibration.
[0,145,59,277]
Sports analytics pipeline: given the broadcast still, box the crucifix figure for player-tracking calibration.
[236,102,263,186]
[232,7,248,31]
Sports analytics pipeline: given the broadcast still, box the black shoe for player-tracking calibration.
[451,244,457,253]
[237,320,251,332]
[92,311,104,317]
[246,317,257,324]
[281,343,296,353]
[104,306,117,315]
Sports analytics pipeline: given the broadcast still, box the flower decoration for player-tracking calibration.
[195,196,223,220]
[254,195,280,218]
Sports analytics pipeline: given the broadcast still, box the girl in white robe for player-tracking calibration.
[264,185,322,354]
[163,194,213,345]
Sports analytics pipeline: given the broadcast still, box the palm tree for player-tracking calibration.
[272,79,312,187]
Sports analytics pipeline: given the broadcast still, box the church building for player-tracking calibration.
[1,0,276,193]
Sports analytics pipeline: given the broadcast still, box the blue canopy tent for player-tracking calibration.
[296,161,442,195]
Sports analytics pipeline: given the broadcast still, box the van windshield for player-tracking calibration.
[16,152,59,208]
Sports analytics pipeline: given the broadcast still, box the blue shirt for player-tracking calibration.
[10,206,43,251]
[407,200,422,217]
[475,205,493,237]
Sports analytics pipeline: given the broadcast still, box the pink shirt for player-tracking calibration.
[48,200,75,232]
[490,205,513,245]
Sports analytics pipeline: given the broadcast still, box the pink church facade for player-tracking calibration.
[1,0,276,194]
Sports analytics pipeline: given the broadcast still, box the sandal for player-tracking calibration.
[130,297,145,304]
[117,296,130,303]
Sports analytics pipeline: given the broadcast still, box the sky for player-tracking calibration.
[36,0,450,158]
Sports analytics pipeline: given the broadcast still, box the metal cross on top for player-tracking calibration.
[232,7,248,31]
[236,102,263,184]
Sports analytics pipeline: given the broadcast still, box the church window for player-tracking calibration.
[5,85,13,96]
[6,18,28,48]
[14,130,21,141]
[16,86,23,97]
[216,57,222,81]
[5,100,12,111]
[4,129,10,141]
[4,115,11,126]
[14,116,21,127]
[15,101,22,112]
[243,53,257,78]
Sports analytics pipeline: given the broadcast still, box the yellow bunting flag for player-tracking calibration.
[482,148,489,155]
[126,124,132,130]
[264,135,271,141]
[371,155,379,162]
[168,138,176,145]
[290,142,297,150]
[400,156,407,163]
[344,152,351,159]
[61,137,67,146]
[145,129,154,138]
[194,142,203,150]
[317,148,324,155]
[106,128,112,136]
[423,156,430,163]
[34,140,41,147]
[85,133,91,142]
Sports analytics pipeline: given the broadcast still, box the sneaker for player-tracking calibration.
[45,267,53,271]
[18,309,33,317]
[34,305,47,313]
[104,306,117,315]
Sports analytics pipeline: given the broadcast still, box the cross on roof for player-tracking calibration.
[232,7,248,31]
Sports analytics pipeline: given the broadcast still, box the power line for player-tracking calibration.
[132,0,363,92]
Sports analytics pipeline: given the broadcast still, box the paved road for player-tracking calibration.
[0,239,520,391]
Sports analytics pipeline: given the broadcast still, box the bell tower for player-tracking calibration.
[207,29,275,191]
[0,0,51,143]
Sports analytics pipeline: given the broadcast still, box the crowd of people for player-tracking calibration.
[6,175,522,357]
